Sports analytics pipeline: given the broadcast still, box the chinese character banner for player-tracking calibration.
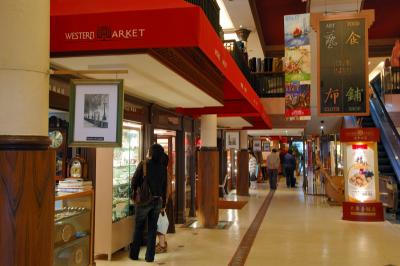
[319,19,367,115]
[284,13,311,120]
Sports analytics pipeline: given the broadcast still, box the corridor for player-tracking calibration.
[96,180,400,266]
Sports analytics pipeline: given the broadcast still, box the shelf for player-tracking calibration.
[54,234,90,250]
[55,209,90,223]
[55,190,93,201]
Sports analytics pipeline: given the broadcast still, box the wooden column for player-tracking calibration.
[197,148,219,227]
[175,130,186,224]
[0,137,54,266]
[236,150,250,196]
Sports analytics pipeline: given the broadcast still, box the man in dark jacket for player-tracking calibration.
[283,149,296,188]
[130,143,167,262]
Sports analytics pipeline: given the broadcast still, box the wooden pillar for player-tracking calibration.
[0,138,54,266]
[237,150,250,196]
[189,120,197,217]
[197,115,219,227]
[0,0,51,264]
[197,148,219,227]
[237,131,249,196]
[175,130,186,224]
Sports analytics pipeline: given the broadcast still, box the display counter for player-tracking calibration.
[54,190,94,266]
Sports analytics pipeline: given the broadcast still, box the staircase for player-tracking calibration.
[360,116,397,180]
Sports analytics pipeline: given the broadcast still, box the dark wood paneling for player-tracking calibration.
[369,38,397,57]
[197,150,219,227]
[236,150,250,196]
[0,150,55,266]
[175,131,186,224]
[150,48,225,104]
[151,104,183,131]
[49,91,69,111]
[0,135,51,150]
[183,117,193,132]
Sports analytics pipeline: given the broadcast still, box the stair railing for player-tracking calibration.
[369,80,400,184]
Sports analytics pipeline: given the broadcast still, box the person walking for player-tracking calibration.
[130,143,168,262]
[266,149,280,190]
[249,151,258,189]
[155,153,170,254]
[283,149,296,188]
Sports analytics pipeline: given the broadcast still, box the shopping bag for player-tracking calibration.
[157,211,169,235]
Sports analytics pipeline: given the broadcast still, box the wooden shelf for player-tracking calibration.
[55,190,93,201]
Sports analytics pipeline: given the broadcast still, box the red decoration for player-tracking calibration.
[352,144,368,150]
[340,128,380,142]
[50,0,272,129]
[343,202,384,222]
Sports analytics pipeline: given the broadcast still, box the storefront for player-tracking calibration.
[48,75,197,261]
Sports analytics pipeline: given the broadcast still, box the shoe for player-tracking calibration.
[145,258,154,262]
[155,243,167,254]
[129,255,139,260]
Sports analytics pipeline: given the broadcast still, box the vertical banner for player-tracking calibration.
[311,11,375,116]
[284,14,311,120]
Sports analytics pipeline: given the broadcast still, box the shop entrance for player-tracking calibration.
[155,129,177,232]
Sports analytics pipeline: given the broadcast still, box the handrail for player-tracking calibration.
[369,80,400,183]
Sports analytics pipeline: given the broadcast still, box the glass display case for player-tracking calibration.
[54,190,93,266]
[112,122,141,222]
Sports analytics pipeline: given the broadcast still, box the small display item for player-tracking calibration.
[68,156,87,179]
[49,130,64,149]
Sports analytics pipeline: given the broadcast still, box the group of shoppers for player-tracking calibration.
[249,147,297,190]
[130,143,298,262]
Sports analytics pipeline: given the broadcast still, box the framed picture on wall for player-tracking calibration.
[253,140,262,152]
[69,79,124,147]
[262,141,271,152]
[225,131,240,150]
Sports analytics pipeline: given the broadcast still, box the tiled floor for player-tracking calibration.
[96,179,400,266]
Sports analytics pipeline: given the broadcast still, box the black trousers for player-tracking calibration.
[130,198,162,262]
[285,167,296,188]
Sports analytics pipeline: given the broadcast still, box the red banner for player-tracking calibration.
[343,202,384,222]
[340,128,380,142]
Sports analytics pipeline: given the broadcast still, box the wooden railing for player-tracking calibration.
[185,0,220,34]
[223,39,285,98]
[251,72,285,98]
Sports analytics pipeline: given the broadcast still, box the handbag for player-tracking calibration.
[157,211,169,235]
[133,160,153,206]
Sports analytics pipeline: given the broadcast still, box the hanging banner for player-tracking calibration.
[311,11,375,116]
[284,13,311,120]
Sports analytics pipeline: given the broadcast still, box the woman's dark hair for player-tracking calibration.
[272,148,277,153]
[149,143,164,162]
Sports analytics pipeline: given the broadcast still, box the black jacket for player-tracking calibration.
[132,153,168,208]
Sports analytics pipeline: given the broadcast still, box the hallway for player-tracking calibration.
[96,180,400,266]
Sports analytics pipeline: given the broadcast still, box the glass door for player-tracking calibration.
[112,122,142,222]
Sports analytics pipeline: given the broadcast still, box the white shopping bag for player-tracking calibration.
[157,211,169,235]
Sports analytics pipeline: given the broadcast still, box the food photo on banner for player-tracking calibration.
[69,79,124,147]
